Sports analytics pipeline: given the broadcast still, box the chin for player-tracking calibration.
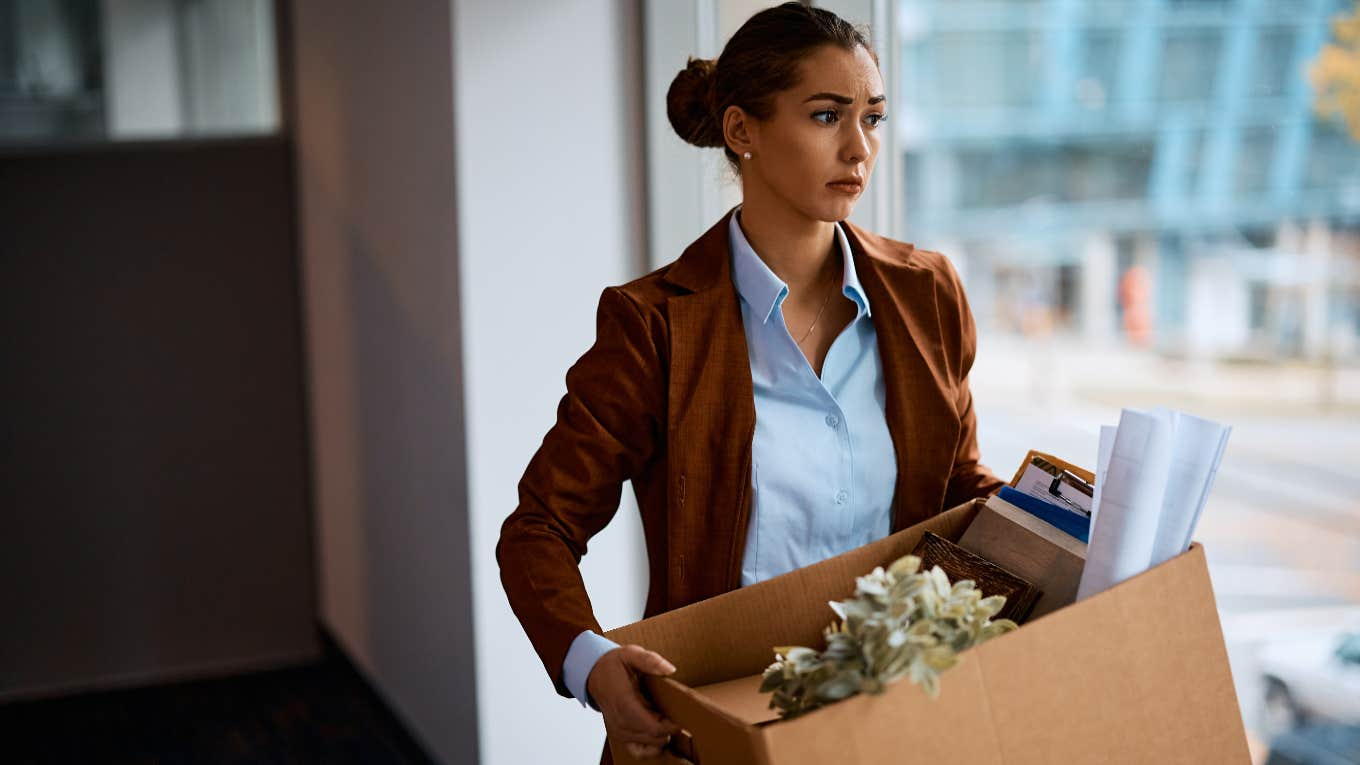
[785,188,859,223]
[816,196,858,223]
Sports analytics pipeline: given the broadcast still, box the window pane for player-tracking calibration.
[955,140,1153,208]
[0,0,278,146]
[932,30,1045,109]
[1079,28,1122,108]
[1307,118,1360,192]
[1251,26,1297,99]
[0,0,104,142]
[1159,29,1221,103]
[1234,126,1277,197]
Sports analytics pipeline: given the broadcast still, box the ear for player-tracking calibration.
[722,104,757,157]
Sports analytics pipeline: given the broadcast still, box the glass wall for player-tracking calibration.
[894,0,1360,754]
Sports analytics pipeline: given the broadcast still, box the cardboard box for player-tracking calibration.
[604,497,1249,764]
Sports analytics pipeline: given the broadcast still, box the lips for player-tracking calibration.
[827,178,863,193]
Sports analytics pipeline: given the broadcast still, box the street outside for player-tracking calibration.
[970,334,1360,762]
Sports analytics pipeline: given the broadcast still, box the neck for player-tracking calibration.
[735,197,840,298]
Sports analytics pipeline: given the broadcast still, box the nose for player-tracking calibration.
[842,120,871,166]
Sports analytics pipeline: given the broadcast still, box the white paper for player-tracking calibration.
[1077,408,1175,601]
[1077,408,1231,602]
[1090,425,1117,532]
[1149,410,1232,566]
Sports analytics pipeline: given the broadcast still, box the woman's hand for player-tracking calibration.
[587,644,683,760]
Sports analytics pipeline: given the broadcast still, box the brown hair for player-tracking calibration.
[666,2,879,170]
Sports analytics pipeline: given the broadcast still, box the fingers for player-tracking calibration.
[621,729,672,749]
[620,644,678,677]
[625,741,665,759]
[605,645,684,758]
[614,695,681,743]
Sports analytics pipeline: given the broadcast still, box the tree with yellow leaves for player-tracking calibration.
[1310,1,1360,141]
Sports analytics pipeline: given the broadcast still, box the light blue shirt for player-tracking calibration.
[561,206,898,710]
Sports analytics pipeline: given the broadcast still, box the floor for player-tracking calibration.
[0,633,435,765]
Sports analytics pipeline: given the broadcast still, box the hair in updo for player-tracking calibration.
[666,2,878,171]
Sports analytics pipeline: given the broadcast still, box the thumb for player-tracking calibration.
[627,647,678,676]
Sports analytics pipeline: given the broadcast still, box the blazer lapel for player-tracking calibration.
[842,221,962,532]
[662,208,757,601]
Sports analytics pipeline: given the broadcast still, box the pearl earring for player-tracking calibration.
[743,151,752,160]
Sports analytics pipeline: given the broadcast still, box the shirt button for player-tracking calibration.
[825,413,840,428]
[835,490,849,504]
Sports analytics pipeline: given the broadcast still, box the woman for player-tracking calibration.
[496,3,1003,762]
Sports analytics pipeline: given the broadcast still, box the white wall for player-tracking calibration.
[295,0,654,761]
[291,1,479,763]
[453,1,651,764]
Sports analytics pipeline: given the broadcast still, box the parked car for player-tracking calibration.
[1260,632,1360,734]
[1265,724,1360,765]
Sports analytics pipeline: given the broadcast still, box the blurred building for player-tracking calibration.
[897,0,1360,362]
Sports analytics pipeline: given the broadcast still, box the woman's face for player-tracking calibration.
[733,44,886,222]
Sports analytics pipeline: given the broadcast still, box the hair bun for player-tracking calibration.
[666,57,724,149]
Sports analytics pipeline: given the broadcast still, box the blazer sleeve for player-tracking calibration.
[938,258,1006,510]
[496,285,664,699]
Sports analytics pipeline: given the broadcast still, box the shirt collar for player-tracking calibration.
[728,205,871,324]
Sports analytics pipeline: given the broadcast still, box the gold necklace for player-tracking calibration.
[796,266,838,345]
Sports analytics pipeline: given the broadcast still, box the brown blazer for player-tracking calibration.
[496,206,1003,761]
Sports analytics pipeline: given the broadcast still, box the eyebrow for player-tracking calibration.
[803,92,886,105]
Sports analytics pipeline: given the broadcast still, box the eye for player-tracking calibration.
[812,109,839,125]
[865,113,888,128]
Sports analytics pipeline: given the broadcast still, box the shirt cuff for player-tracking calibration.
[562,629,621,712]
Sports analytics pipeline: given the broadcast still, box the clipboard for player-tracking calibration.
[1007,449,1095,490]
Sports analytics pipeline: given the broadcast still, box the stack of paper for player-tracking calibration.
[1076,408,1231,601]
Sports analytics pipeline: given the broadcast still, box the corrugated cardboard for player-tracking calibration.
[958,494,1088,620]
[604,497,1249,765]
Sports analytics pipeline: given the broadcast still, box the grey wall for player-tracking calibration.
[0,136,317,701]
[289,1,479,763]
[453,1,651,763]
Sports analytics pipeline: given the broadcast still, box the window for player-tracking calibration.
[0,0,279,146]
[1307,118,1360,191]
[931,30,1046,110]
[1250,27,1297,99]
[1159,29,1222,104]
[1235,126,1277,197]
[1079,28,1123,109]
[955,140,1153,209]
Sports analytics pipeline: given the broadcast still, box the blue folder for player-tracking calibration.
[996,486,1091,543]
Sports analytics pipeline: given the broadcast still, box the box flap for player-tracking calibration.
[691,674,780,727]
[605,498,985,688]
